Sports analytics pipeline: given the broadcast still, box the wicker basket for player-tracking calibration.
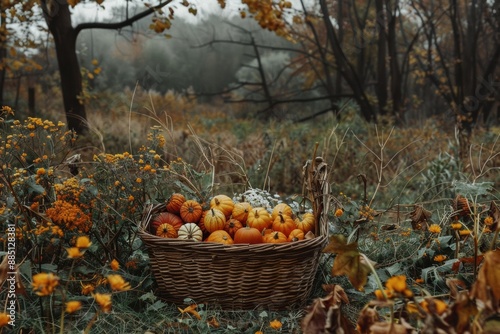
[137,159,330,310]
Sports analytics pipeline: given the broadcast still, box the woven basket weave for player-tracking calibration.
[138,159,330,310]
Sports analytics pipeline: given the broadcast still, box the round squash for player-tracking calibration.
[180,200,203,223]
[272,214,296,237]
[210,194,234,218]
[166,193,186,214]
[150,212,183,233]
[264,231,288,243]
[234,226,263,244]
[295,212,315,234]
[177,223,203,241]
[271,203,293,220]
[156,223,178,238]
[287,229,305,242]
[231,202,252,224]
[246,207,272,232]
[204,208,226,233]
[224,218,243,238]
[206,230,234,245]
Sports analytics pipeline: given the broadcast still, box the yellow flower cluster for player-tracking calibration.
[375,275,413,300]
[359,205,376,221]
[107,274,131,291]
[428,224,442,234]
[46,200,92,232]
[93,293,112,313]
[32,272,59,296]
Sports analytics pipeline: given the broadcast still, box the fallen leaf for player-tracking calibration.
[369,321,408,334]
[357,307,379,334]
[178,304,201,320]
[444,291,478,333]
[302,284,354,334]
[470,249,500,312]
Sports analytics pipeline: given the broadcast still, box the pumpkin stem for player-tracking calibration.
[279,213,284,222]
[211,208,215,215]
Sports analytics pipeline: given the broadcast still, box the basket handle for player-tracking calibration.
[303,156,330,237]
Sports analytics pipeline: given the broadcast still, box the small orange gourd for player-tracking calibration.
[156,223,178,238]
[246,207,272,232]
[203,208,226,233]
[264,231,288,243]
[180,200,203,223]
[210,194,234,218]
[295,212,315,234]
[224,218,243,238]
[287,229,305,242]
[271,203,293,220]
[272,214,296,237]
[206,230,234,245]
[231,202,252,224]
[166,193,186,214]
[234,226,262,244]
[150,212,183,233]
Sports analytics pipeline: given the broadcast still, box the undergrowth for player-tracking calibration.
[0,99,498,333]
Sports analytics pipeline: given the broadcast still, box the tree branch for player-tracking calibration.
[74,1,173,37]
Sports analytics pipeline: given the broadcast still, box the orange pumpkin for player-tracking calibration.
[156,223,178,238]
[231,202,252,224]
[224,218,243,238]
[264,231,288,243]
[165,193,186,214]
[203,208,226,233]
[210,194,234,218]
[150,212,183,233]
[180,200,203,223]
[271,203,293,220]
[234,226,262,244]
[246,207,272,232]
[287,229,305,242]
[272,214,296,237]
[206,230,234,245]
[295,212,315,234]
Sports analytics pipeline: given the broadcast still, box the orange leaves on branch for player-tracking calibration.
[241,0,291,36]
[301,284,354,334]
[323,234,373,291]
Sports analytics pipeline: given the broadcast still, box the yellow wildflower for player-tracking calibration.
[136,178,142,183]
[32,273,59,296]
[0,313,10,327]
[36,168,46,176]
[75,235,92,248]
[107,274,131,291]
[484,216,493,225]
[65,301,82,314]
[386,275,407,293]
[420,299,448,315]
[459,229,471,236]
[93,293,112,313]
[334,208,344,217]
[110,259,120,271]
[269,319,282,330]
[428,224,442,234]
[434,255,447,262]
[450,222,462,230]
[66,247,83,259]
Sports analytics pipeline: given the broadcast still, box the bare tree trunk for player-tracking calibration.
[375,0,388,115]
[41,0,87,134]
[319,0,376,122]
[386,0,403,122]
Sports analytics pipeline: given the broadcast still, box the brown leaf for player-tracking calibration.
[357,307,380,334]
[302,284,354,334]
[409,205,432,231]
[332,251,372,291]
[444,291,478,333]
[323,234,358,254]
[207,316,220,328]
[488,201,500,231]
[470,249,500,312]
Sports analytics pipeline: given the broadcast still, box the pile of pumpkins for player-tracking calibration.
[149,193,316,244]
